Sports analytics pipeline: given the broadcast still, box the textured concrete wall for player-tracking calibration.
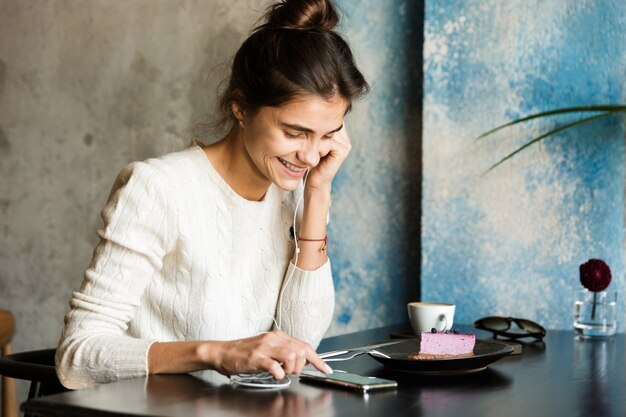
[0,0,259,355]
[422,0,626,330]
[0,0,421,386]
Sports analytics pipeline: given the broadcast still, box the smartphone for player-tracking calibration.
[299,369,397,392]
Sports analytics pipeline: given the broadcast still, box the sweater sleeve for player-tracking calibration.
[55,161,175,389]
[276,260,335,349]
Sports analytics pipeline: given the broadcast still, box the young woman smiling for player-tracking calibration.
[56,0,368,389]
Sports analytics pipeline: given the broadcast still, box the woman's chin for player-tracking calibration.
[273,178,301,192]
[270,163,306,192]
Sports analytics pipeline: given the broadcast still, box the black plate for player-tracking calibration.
[368,338,514,375]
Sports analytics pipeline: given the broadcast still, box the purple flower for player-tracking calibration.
[579,259,612,292]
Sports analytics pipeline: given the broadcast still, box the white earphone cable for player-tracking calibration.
[232,170,308,389]
[276,169,309,330]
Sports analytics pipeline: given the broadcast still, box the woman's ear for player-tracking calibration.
[230,89,247,124]
[230,101,245,124]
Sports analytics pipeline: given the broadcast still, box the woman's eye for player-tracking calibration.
[323,134,334,140]
[284,131,302,139]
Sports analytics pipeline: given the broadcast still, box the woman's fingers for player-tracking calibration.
[295,351,308,374]
[275,331,332,375]
[326,126,350,161]
[332,124,351,157]
[304,350,333,374]
[306,124,352,191]
[212,331,331,379]
[265,332,318,375]
[263,357,286,380]
[334,124,351,147]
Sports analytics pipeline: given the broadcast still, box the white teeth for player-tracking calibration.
[279,158,306,172]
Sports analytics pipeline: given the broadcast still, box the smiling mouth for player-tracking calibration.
[278,157,307,173]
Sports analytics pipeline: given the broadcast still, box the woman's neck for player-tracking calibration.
[202,128,271,201]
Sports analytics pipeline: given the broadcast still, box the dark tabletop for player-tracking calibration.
[23,324,626,417]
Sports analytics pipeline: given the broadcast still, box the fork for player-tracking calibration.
[320,349,391,362]
[318,340,405,362]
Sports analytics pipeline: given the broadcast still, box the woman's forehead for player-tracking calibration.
[266,95,348,127]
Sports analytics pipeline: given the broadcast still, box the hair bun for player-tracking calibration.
[263,0,339,31]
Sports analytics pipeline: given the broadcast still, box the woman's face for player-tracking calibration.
[238,94,349,192]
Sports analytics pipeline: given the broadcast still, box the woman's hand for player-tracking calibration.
[199,330,332,380]
[305,124,351,194]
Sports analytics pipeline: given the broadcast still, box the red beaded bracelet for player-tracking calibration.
[297,236,327,242]
[297,236,328,251]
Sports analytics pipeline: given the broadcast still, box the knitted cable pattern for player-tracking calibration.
[56,146,334,389]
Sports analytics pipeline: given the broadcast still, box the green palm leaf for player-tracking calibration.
[477,105,626,140]
[477,104,626,173]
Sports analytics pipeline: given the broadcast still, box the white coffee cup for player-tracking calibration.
[407,302,455,334]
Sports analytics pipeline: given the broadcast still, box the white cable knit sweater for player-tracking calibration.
[55,146,335,389]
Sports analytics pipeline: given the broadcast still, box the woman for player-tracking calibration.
[56,0,368,389]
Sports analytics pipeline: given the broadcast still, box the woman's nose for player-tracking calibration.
[296,140,323,167]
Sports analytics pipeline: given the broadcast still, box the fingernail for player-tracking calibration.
[324,363,333,374]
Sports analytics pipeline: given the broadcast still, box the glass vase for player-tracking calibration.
[573,289,617,338]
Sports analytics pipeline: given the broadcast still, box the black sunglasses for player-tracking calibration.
[473,316,547,340]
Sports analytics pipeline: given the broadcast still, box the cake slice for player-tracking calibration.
[408,329,476,360]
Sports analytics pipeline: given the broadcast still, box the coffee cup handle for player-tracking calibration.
[438,314,448,331]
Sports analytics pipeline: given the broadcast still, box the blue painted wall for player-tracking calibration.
[422,0,626,330]
[326,0,422,334]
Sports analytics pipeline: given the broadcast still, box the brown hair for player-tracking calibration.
[215,0,369,132]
